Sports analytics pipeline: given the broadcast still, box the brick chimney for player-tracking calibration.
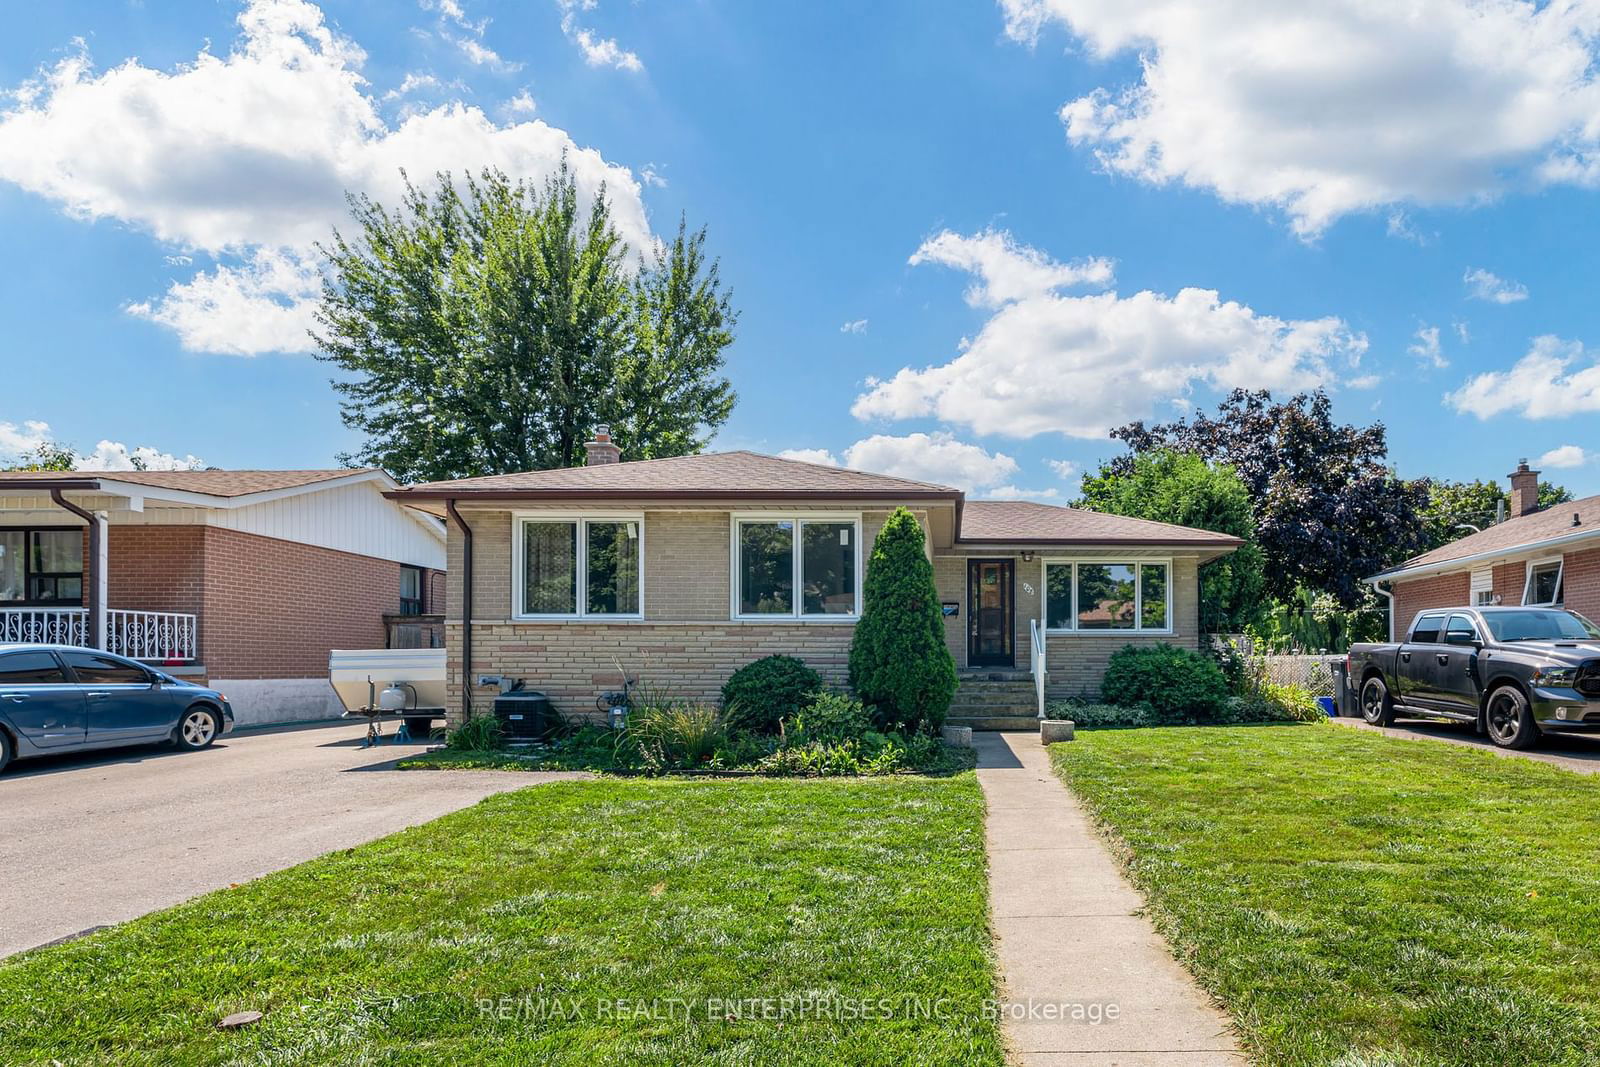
[584,425,621,466]
[1508,458,1540,518]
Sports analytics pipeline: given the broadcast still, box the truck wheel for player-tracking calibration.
[1485,686,1540,750]
[1360,676,1395,727]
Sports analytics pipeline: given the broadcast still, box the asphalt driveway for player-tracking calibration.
[0,721,571,958]
[1335,715,1600,774]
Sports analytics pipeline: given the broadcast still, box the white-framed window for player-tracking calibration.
[1522,557,1564,606]
[1470,567,1495,607]
[730,514,861,621]
[1042,559,1172,634]
[512,513,643,620]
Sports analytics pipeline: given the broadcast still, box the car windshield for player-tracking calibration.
[1482,610,1600,642]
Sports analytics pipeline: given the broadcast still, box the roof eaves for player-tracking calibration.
[1367,525,1600,584]
[385,487,964,502]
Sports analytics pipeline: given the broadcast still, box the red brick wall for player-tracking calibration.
[1492,562,1525,606]
[1391,571,1470,638]
[1562,546,1600,621]
[107,526,206,617]
[198,527,401,679]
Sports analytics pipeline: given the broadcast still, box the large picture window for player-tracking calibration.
[734,516,859,620]
[1044,560,1171,633]
[514,516,642,619]
[0,528,83,605]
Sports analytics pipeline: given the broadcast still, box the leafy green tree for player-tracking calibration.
[1079,450,1267,633]
[1418,478,1573,551]
[2,442,78,472]
[315,165,737,482]
[1111,389,1427,605]
[848,508,957,733]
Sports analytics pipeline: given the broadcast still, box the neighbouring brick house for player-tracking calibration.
[387,430,1241,728]
[1371,460,1600,636]
[0,469,445,724]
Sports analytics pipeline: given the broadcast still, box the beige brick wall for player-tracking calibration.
[442,504,903,724]
[441,503,1208,720]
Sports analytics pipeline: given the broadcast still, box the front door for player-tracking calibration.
[967,559,1014,667]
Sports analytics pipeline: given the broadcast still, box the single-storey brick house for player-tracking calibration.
[387,431,1241,726]
[0,468,446,724]
[1371,460,1600,636]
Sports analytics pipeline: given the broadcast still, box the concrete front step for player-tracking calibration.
[947,714,1040,732]
[952,694,1039,708]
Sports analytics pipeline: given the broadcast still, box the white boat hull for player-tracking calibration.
[328,648,448,713]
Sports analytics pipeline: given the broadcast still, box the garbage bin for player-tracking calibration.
[1330,659,1352,717]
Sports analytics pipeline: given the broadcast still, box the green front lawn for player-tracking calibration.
[0,777,1003,1066]
[1051,724,1600,1067]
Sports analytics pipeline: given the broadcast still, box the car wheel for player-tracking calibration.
[0,729,12,775]
[1360,675,1395,726]
[175,706,221,751]
[1485,686,1540,750]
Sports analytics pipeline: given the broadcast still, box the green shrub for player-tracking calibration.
[446,713,504,750]
[848,507,958,733]
[1100,643,1230,723]
[790,691,872,744]
[720,654,823,735]
[1044,701,1153,729]
[1257,682,1326,723]
[625,702,727,771]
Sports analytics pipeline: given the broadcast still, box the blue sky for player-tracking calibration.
[2,1,1599,498]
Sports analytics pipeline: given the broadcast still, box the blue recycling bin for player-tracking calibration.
[1316,696,1337,718]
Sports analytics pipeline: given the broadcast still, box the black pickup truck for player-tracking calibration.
[1347,606,1600,749]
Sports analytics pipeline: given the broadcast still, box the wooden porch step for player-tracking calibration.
[946,714,1039,732]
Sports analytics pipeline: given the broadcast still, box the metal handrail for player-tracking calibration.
[1029,617,1047,719]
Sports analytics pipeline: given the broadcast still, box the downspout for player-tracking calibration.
[50,488,104,650]
[1368,578,1395,643]
[445,498,473,724]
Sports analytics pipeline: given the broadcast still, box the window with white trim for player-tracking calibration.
[1523,558,1564,606]
[514,516,642,619]
[1044,560,1171,632]
[733,516,859,619]
[1470,567,1495,607]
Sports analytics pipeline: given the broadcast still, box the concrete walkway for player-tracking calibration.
[975,731,1245,1066]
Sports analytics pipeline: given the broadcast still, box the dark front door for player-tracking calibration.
[967,559,1014,667]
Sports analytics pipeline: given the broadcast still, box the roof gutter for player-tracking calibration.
[1368,577,1396,642]
[49,488,103,650]
[1368,524,1600,585]
[385,488,962,502]
[0,478,102,492]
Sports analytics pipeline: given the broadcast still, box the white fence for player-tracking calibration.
[0,608,197,663]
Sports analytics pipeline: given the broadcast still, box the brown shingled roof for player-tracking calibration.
[1378,493,1600,577]
[0,469,382,498]
[392,451,961,498]
[959,499,1243,546]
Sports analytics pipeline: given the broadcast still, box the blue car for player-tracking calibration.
[0,644,234,774]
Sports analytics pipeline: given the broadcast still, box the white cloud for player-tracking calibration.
[1347,374,1382,390]
[0,420,51,460]
[1046,459,1077,480]
[1002,0,1600,236]
[126,248,322,355]
[77,441,205,471]
[559,1,644,72]
[383,72,441,101]
[856,229,1366,439]
[1385,211,1430,245]
[1408,325,1448,369]
[776,448,840,467]
[840,318,869,334]
[0,419,200,470]
[1538,444,1591,469]
[841,433,1019,492]
[1447,335,1600,419]
[982,484,1062,501]
[639,163,666,188]
[0,0,650,355]
[1454,321,1471,344]
[449,34,522,73]
[909,229,1113,308]
[1464,267,1529,304]
[504,89,537,116]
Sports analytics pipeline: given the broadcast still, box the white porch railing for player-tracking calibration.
[0,608,197,663]
[1029,617,1047,719]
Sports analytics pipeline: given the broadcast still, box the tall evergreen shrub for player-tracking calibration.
[848,508,958,732]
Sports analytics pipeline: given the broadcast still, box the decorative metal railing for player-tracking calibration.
[0,608,197,662]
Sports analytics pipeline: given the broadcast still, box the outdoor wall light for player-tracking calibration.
[1021,550,1034,563]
